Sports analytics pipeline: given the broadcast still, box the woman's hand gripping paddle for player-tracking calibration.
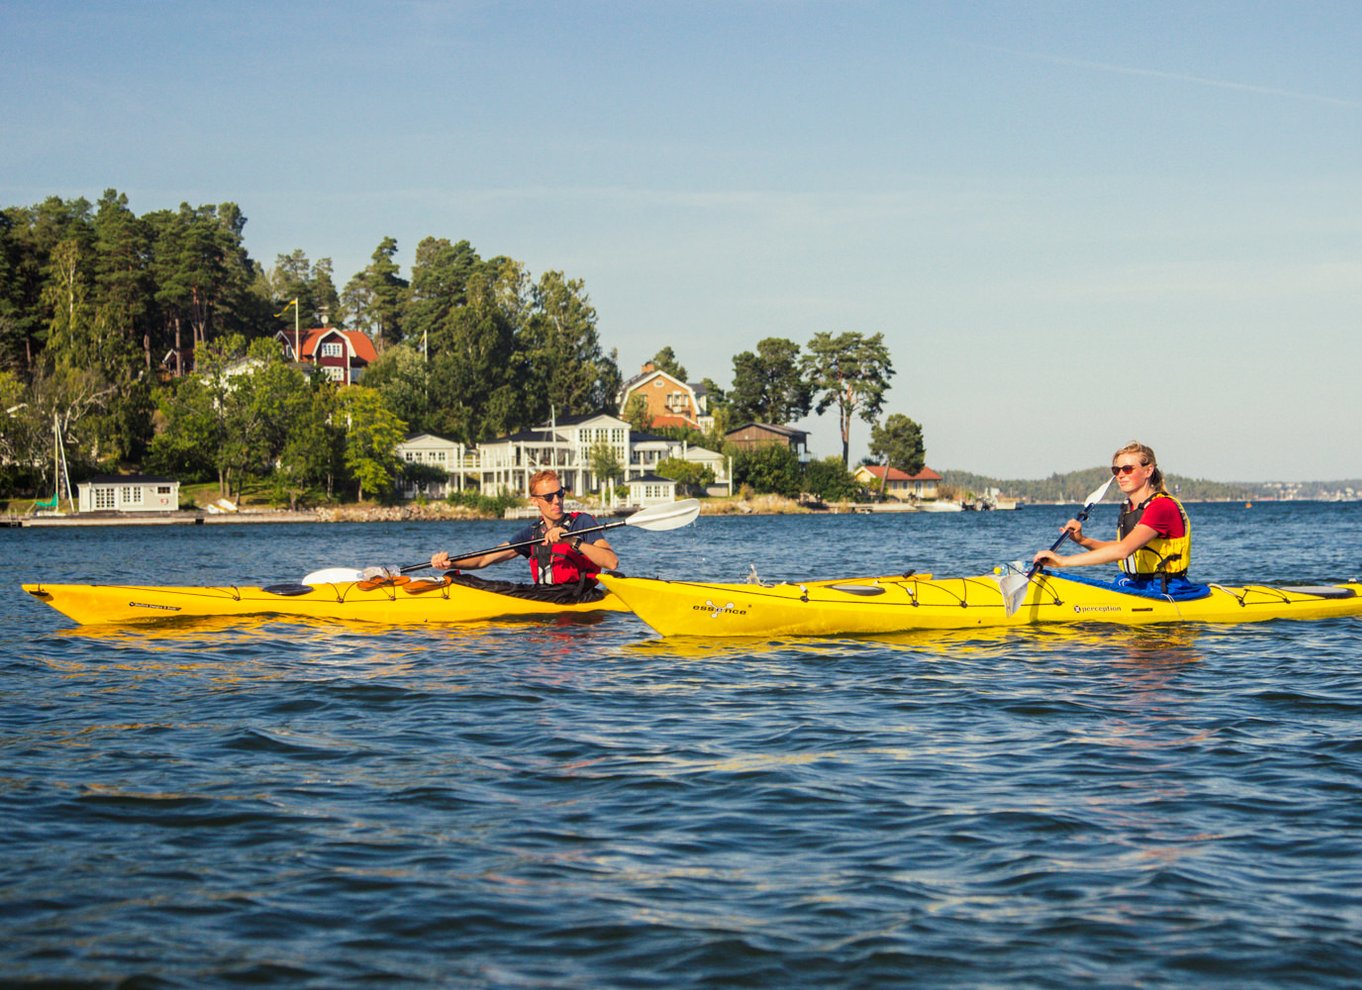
[997,477,1114,616]
[300,499,702,585]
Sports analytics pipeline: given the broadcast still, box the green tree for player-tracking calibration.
[3,196,94,370]
[730,443,802,498]
[802,331,895,468]
[728,337,812,424]
[362,343,429,433]
[520,270,622,424]
[92,189,152,371]
[650,345,687,381]
[622,393,652,433]
[267,249,340,328]
[426,262,519,444]
[801,456,863,502]
[145,373,224,484]
[276,385,343,507]
[588,438,624,493]
[403,237,482,356]
[148,203,255,375]
[0,370,44,496]
[338,385,407,501]
[342,236,407,347]
[868,413,926,499]
[656,456,713,495]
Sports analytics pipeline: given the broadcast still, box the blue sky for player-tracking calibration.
[3,1,1360,481]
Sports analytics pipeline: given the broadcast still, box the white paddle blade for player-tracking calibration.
[302,567,365,585]
[1082,476,1115,510]
[625,498,701,532]
[996,561,1030,617]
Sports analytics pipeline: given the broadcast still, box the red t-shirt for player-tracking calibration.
[1128,497,1185,538]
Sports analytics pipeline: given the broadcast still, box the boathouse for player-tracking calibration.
[78,475,180,514]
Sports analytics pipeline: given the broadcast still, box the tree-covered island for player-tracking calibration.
[2,190,929,513]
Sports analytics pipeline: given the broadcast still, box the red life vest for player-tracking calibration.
[528,513,600,586]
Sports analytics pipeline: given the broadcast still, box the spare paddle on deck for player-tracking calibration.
[998,477,1114,616]
[399,498,701,574]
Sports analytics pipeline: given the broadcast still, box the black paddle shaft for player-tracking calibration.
[1027,501,1099,578]
[399,517,627,574]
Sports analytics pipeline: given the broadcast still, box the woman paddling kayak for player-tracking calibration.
[1032,441,1197,596]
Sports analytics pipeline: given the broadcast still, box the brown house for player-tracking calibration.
[275,326,378,385]
[724,422,810,459]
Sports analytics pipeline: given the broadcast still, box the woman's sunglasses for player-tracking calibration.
[1110,463,1145,476]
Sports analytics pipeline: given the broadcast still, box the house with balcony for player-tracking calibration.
[472,412,632,497]
[441,412,726,504]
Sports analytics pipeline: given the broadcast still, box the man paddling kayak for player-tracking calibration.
[431,469,619,590]
[1032,441,1198,596]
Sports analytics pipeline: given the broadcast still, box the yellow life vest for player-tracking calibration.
[1117,492,1191,577]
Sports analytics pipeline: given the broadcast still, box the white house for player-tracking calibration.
[79,475,180,514]
[401,412,723,504]
[396,433,470,499]
[625,473,678,507]
[473,412,634,496]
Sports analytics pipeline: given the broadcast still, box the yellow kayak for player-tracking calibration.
[597,571,1362,637]
[23,575,628,627]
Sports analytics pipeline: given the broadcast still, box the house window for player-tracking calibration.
[120,486,143,506]
[95,487,115,509]
[156,486,171,495]
[323,366,345,382]
[321,342,343,357]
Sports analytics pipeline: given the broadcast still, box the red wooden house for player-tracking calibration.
[275,326,378,385]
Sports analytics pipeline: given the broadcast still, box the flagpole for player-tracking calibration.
[275,299,301,361]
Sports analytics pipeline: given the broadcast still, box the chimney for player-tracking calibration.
[641,361,655,373]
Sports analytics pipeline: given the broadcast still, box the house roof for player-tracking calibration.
[278,327,379,364]
[617,366,698,403]
[84,474,178,485]
[648,413,701,431]
[726,422,810,441]
[483,411,629,445]
[620,365,682,392]
[548,411,629,428]
[627,473,674,485]
[857,464,942,482]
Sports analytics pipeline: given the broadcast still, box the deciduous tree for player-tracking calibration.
[802,331,895,468]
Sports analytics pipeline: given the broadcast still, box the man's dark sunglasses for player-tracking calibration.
[533,488,567,501]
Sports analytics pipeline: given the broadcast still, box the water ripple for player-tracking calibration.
[6,506,1362,987]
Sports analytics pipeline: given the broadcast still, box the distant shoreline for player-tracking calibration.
[5,495,1356,528]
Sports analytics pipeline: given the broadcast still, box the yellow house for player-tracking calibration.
[618,362,711,430]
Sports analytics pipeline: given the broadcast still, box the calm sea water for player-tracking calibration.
[4,502,1362,989]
